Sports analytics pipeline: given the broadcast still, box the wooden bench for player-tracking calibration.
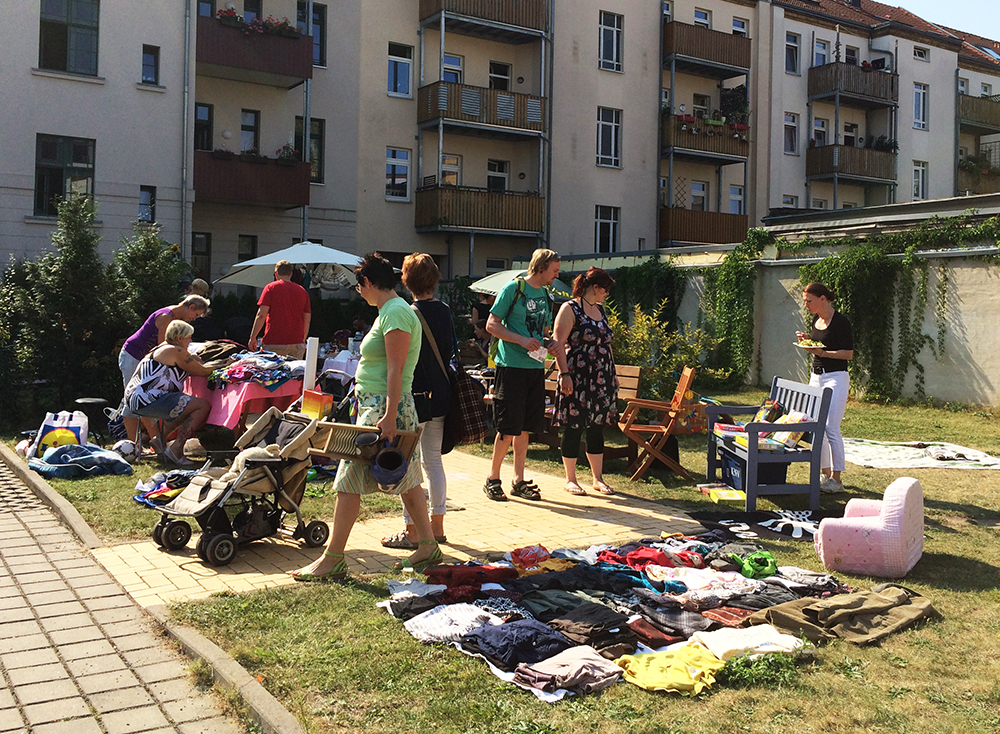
[706,376,832,512]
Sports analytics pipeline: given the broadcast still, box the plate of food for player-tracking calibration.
[794,339,824,348]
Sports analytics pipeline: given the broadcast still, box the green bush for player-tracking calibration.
[110,222,191,331]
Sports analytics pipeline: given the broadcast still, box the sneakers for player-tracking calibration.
[819,476,844,494]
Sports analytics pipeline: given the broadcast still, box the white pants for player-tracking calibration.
[403,416,447,523]
[809,370,849,472]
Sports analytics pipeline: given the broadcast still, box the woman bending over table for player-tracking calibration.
[292,253,441,581]
[124,320,214,467]
[551,267,618,496]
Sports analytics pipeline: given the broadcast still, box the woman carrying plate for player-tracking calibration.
[796,282,853,493]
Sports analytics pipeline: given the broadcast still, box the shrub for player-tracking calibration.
[110,222,191,331]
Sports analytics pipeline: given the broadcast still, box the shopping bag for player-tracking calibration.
[444,363,489,451]
[26,410,89,459]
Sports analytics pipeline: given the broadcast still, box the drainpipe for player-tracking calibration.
[181,0,191,259]
[301,0,313,241]
[544,0,554,245]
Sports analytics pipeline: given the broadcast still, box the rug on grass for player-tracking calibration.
[687,510,838,541]
[843,438,1000,470]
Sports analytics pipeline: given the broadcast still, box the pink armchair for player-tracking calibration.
[814,477,924,578]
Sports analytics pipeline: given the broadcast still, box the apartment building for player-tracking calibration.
[3,1,999,282]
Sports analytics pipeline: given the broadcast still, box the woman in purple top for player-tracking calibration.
[119,295,209,443]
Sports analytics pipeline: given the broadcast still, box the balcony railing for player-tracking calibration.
[957,168,1000,195]
[415,186,544,233]
[193,151,311,208]
[418,82,545,133]
[659,208,748,245]
[807,62,898,106]
[419,0,548,33]
[958,94,1000,131]
[196,16,312,88]
[806,145,896,181]
[663,21,751,73]
[662,114,749,158]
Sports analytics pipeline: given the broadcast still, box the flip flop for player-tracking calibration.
[381,532,417,550]
[593,482,615,495]
[564,483,587,496]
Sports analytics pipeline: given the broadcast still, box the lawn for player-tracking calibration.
[12,391,1000,733]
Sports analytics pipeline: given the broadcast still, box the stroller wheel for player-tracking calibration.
[161,520,192,551]
[151,522,165,547]
[303,520,330,548]
[196,533,210,562]
[204,534,237,566]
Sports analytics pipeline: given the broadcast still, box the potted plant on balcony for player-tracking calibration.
[275,143,300,166]
[239,148,268,163]
[217,8,242,27]
[212,148,234,160]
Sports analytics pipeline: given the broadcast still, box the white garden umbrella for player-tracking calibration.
[213,241,361,289]
[470,269,571,298]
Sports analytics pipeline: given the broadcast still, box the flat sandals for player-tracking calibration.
[483,478,508,502]
[511,479,541,501]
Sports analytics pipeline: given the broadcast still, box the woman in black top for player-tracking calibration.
[796,282,853,493]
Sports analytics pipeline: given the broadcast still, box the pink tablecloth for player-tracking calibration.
[185,377,303,429]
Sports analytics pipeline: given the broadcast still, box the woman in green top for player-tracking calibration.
[292,253,442,580]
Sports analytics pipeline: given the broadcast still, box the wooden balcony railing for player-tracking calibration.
[659,208,748,245]
[807,62,898,105]
[419,0,549,33]
[662,114,749,158]
[958,94,1000,130]
[418,82,545,132]
[957,168,1000,195]
[663,21,751,72]
[806,145,896,181]
[415,186,544,233]
[196,16,312,88]
[193,151,311,208]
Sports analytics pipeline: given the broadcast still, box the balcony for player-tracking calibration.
[806,145,896,183]
[957,168,1000,195]
[958,94,1000,134]
[415,186,544,234]
[193,151,310,208]
[418,82,545,138]
[662,114,749,162]
[662,21,750,79]
[807,62,898,109]
[419,0,548,41]
[659,208,748,246]
[196,16,312,88]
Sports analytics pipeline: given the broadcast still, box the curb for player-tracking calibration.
[0,442,304,734]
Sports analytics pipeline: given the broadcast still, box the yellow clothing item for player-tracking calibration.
[614,644,725,694]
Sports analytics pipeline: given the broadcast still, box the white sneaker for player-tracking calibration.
[819,476,844,494]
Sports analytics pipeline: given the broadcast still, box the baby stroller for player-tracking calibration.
[146,407,330,566]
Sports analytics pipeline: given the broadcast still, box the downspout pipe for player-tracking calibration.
[181,0,192,259]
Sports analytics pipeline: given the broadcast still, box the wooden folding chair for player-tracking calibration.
[617,366,705,481]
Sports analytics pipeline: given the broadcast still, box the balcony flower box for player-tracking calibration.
[275,157,299,167]
[705,119,724,126]
[211,149,234,160]
[239,151,269,163]
[678,114,697,123]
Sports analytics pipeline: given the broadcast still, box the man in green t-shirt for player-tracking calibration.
[483,248,561,502]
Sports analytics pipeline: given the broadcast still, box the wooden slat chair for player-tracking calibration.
[617,366,706,480]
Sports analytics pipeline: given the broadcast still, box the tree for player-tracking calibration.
[110,222,190,332]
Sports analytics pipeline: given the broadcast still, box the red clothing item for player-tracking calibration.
[625,547,671,571]
[258,279,311,345]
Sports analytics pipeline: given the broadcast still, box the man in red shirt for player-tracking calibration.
[249,260,311,358]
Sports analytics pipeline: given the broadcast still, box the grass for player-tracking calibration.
[10,390,1000,733]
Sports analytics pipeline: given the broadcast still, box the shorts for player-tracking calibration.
[119,348,141,389]
[263,343,305,359]
[493,366,546,437]
[133,392,193,421]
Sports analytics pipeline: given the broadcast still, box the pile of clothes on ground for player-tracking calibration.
[132,469,198,507]
[380,531,940,701]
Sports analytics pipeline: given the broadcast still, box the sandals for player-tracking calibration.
[381,532,417,550]
[163,448,198,469]
[394,541,443,573]
[511,479,541,501]
[593,481,615,495]
[564,483,587,496]
[483,478,507,502]
[291,550,348,582]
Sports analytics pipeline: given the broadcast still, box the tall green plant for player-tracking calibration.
[438,275,477,339]
[110,222,191,330]
[606,256,687,331]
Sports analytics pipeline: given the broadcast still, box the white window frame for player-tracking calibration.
[813,118,828,147]
[662,1,671,21]
[661,87,671,109]
[842,202,858,209]
[596,107,622,167]
[812,199,828,210]
[784,112,799,154]
[440,153,462,187]
[785,33,800,74]
[486,159,509,193]
[595,205,620,253]
[913,46,929,62]
[488,61,511,91]
[385,147,410,201]
[983,83,994,97]
[732,18,748,37]
[387,43,412,98]
[845,46,859,66]
[814,39,829,67]
[844,122,859,147]
[958,77,969,96]
[442,53,463,84]
[598,11,623,73]
[693,8,711,29]
[913,83,929,130]
[691,181,708,211]
[692,93,711,119]
[913,160,928,200]
[729,185,744,215]
[782,194,799,207]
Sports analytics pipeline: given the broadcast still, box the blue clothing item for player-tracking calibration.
[460,618,571,672]
[29,444,133,479]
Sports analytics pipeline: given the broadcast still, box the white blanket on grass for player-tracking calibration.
[843,438,1000,470]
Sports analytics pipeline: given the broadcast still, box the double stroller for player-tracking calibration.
[145,407,330,566]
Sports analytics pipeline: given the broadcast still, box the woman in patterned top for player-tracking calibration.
[551,267,618,496]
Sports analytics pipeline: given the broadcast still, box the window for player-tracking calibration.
[596,107,622,167]
[784,112,799,154]
[983,83,994,97]
[243,0,260,23]
[782,194,799,207]
[191,233,211,280]
[785,33,800,74]
[297,2,326,66]
[387,43,412,96]
[732,18,748,37]
[814,40,829,67]
[845,46,859,65]
[237,234,257,262]
[729,185,744,215]
[913,83,928,130]
[693,8,711,29]
[958,77,969,95]
[662,1,672,20]
[661,87,671,109]
[842,202,858,209]
[598,11,623,72]
[812,199,827,210]
[442,53,462,83]
[487,159,509,193]
[913,46,929,61]
[813,118,828,147]
[240,110,259,152]
[843,122,858,147]
[138,186,155,222]
[912,161,928,200]
[385,148,410,200]
[595,206,620,253]
[39,0,99,76]
[959,146,968,161]
[295,116,325,183]
[692,181,708,211]
[198,1,215,17]
[485,258,507,273]
[194,103,213,151]
[141,45,159,85]
[692,93,710,119]
[440,154,461,186]
[489,61,511,91]
[34,134,95,217]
